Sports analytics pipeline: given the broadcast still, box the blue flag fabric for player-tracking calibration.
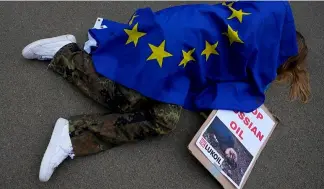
[85,1,298,112]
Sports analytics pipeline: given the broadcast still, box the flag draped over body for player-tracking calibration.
[84,1,298,112]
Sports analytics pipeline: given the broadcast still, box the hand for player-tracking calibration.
[225,148,238,162]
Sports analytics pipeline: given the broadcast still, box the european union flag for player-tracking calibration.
[84,1,298,112]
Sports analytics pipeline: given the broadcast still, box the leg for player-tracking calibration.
[39,102,182,181]
[69,103,182,156]
[48,43,149,113]
[22,36,148,113]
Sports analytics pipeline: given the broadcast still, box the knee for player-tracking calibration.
[151,104,182,133]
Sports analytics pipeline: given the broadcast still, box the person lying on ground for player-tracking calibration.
[21,1,310,182]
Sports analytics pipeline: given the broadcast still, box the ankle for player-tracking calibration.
[53,43,81,58]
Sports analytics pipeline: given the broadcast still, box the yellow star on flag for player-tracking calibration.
[201,41,219,61]
[179,48,195,67]
[147,40,173,68]
[124,23,146,47]
[227,7,251,23]
[222,24,244,45]
[222,2,234,7]
[129,15,138,25]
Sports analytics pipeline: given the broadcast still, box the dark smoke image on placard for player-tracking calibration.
[202,116,253,186]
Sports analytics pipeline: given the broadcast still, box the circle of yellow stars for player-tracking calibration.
[122,1,251,68]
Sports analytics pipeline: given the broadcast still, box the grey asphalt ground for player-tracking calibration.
[0,2,323,189]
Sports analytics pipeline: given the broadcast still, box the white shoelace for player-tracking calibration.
[60,146,75,159]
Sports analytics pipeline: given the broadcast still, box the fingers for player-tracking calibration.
[232,151,238,162]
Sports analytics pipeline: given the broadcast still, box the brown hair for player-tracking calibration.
[276,31,310,103]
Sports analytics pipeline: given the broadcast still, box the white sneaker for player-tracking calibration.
[39,118,75,182]
[22,35,76,60]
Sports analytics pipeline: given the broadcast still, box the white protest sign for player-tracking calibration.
[216,108,274,156]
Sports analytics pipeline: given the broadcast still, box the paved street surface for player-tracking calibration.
[1,2,324,189]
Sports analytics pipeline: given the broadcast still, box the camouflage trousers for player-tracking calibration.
[49,43,182,157]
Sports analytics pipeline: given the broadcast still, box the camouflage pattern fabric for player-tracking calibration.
[49,43,182,156]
